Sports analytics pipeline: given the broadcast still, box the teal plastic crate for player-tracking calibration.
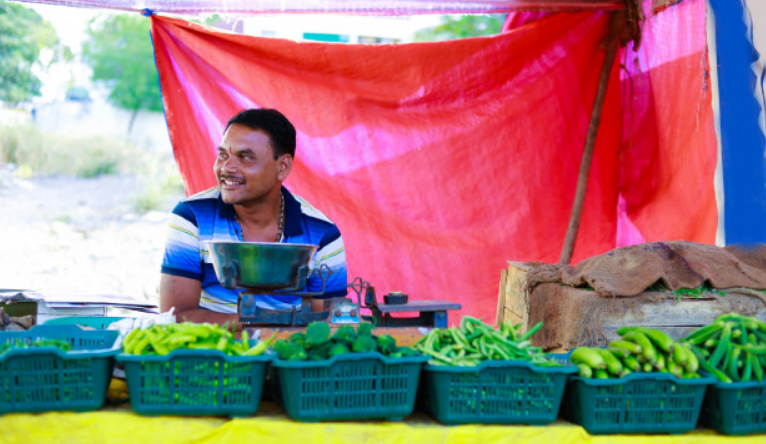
[700,379,766,435]
[560,372,715,434]
[43,316,126,330]
[0,324,119,414]
[420,360,577,425]
[272,352,429,422]
[117,347,271,417]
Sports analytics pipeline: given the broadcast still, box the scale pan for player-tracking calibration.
[205,241,318,290]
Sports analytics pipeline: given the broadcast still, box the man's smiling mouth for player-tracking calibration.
[221,177,245,186]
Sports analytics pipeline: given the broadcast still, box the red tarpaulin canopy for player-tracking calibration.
[150,0,716,321]
[15,0,624,14]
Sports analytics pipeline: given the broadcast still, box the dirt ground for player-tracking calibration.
[0,172,183,307]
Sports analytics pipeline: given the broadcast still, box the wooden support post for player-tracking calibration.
[559,18,620,265]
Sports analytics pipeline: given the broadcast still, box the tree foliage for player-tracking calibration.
[82,14,161,132]
[413,15,505,42]
[0,1,64,105]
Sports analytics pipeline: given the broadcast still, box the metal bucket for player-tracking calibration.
[205,241,318,291]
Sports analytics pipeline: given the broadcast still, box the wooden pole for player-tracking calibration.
[559,20,620,265]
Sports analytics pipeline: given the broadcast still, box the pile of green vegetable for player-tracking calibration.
[272,322,419,361]
[0,339,72,356]
[684,313,766,383]
[570,327,700,379]
[122,322,274,356]
[412,317,558,367]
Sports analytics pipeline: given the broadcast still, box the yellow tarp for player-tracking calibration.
[1,401,762,444]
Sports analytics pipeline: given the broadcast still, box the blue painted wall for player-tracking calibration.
[709,0,766,243]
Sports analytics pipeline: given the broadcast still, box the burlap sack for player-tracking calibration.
[523,241,766,350]
[526,241,766,296]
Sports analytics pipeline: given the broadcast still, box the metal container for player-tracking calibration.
[205,241,318,291]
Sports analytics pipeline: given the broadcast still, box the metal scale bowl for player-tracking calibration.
[206,241,462,328]
[205,241,337,326]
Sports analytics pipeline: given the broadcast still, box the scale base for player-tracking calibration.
[238,293,360,326]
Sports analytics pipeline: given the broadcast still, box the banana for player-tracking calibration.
[667,360,684,378]
[643,362,653,372]
[637,328,676,354]
[609,340,642,355]
[622,331,657,363]
[571,347,607,370]
[607,347,630,359]
[620,354,642,372]
[594,348,623,376]
[595,369,610,379]
[577,363,593,378]
[655,351,666,371]
[683,344,699,373]
[671,342,689,367]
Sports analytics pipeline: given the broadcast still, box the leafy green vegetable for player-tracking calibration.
[376,334,397,355]
[273,339,307,361]
[328,343,350,357]
[273,322,419,361]
[357,323,373,337]
[331,325,356,345]
[352,335,377,353]
[389,346,419,358]
[289,332,306,348]
[306,322,331,346]
[307,342,335,361]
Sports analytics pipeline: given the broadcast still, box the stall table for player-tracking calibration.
[1,399,762,444]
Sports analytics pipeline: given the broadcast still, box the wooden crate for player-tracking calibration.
[495,261,534,330]
[496,261,766,351]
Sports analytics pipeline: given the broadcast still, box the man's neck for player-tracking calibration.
[233,188,283,238]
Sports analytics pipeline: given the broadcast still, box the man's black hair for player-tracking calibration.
[225,108,296,159]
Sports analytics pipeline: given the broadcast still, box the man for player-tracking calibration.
[159,108,347,325]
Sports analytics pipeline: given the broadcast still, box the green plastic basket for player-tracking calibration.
[117,347,271,417]
[43,316,126,330]
[272,352,429,422]
[700,379,766,435]
[0,325,119,414]
[419,360,577,425]
[560,372,715,434]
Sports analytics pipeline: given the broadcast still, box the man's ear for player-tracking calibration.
[277,154,293,181]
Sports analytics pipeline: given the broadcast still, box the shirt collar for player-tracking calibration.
[281,186,303,237]
[218,186,303,237]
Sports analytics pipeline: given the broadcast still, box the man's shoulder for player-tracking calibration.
[171,187,222,224]
[181,187,221,204]
[291,193,336,227]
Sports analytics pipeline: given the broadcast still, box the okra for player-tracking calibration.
[414,317,556,366]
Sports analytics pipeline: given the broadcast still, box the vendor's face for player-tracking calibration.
[214,124,291,206]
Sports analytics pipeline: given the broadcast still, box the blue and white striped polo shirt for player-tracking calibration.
[161,186,347,313]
